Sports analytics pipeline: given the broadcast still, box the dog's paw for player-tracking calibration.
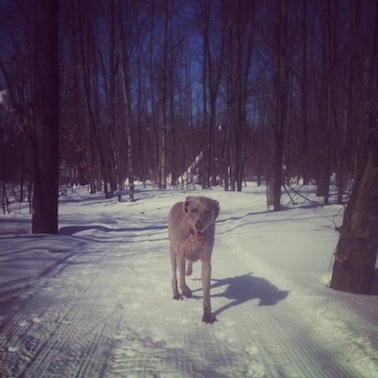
[202,313,217,324]
[173,292,181,300]
[182,286,192,298]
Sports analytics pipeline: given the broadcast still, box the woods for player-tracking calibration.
[0,1,377,289]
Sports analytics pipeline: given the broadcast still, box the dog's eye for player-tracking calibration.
[204,209,211,214]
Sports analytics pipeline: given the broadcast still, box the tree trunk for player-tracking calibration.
[32,0,60,234]
[301,0,309,185]
[158,0,169,190]
[120,67,135,202]
[330,0,378,293]
[330,140,378,294]
[201,0,209,188]
[78,0,106,196]
[118,0,135,202]
[272,0,289,211]
[316,0,333,204]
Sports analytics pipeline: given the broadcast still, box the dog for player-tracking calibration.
[168,196,220,324]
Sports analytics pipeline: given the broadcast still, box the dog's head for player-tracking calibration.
[184,196,220,241]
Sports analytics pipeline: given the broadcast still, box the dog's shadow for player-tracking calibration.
[199,273,289,317]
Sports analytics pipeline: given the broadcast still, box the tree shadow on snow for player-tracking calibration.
[211,273,289,317]
[59,224,167,236]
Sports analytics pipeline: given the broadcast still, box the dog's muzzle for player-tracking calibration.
[189,221,206,241]
[190,225,205,241]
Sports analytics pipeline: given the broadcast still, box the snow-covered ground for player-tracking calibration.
[0,183,377,378]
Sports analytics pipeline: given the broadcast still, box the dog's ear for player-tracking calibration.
[213,200,220,219]
[184,197,193,213]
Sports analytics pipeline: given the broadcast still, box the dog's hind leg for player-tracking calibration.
[185,260,193,276]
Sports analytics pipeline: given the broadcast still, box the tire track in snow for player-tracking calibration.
[0,205,372,377]
[101,226,250,378]
[211,227,363,377]
[0,242,127,378]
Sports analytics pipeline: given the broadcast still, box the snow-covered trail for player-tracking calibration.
[0,186,377,377]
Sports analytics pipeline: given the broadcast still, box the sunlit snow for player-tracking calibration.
[0,183,377,377]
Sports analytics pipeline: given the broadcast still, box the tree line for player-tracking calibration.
[0,0,377,208]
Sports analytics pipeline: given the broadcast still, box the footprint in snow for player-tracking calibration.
[246,345,259,356]
[246,345,266,378]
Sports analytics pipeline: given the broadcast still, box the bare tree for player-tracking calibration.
[0,2,35,210]
[77,0,105,195]
[118,0,135,202]
[197,0,225,188]
[330,0,378,294]
[270,0,289,210]
[32,0,60,234]
[221,0,255,192]
[157,0,169,189]
[315,0,334,204]
[330,136,378,294]
[300,0,310,185]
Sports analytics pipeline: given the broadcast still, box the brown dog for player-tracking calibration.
[168,196,220,324]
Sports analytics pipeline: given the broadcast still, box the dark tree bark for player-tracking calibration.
[32,0,60,234]
[198,0,224,189]
[330,138,378,294]
[118,0,135,202]
[330,0,378,293]
[300,0,309,185]
[201,0,209,188]
[158,0,169,190]
[315,0,334,204]
[271,0,289,211]
[221,0,254,192]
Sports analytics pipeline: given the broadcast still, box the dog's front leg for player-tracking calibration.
[170,246,180,300]
[178,253,192,298]
[201,260,216,324]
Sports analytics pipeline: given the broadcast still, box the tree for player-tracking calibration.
[196,0,224,188]
[78,0,110,196]
[330,137,378,294]
[158,0,169,189]
[118,0,135,202]
[271,0,289,210]
[299,0,310,185]
[330,0,378,294]
[221,0,254,192]
[32,0,60,234]
[315,0,335,204]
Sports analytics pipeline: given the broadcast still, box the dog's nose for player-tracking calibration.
[195,220,204,230]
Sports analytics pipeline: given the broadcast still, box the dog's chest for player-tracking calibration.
[182,237,207,262]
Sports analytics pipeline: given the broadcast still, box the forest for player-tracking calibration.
[0,0,377,210]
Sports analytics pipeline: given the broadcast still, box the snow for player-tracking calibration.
[0,183,377,377]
